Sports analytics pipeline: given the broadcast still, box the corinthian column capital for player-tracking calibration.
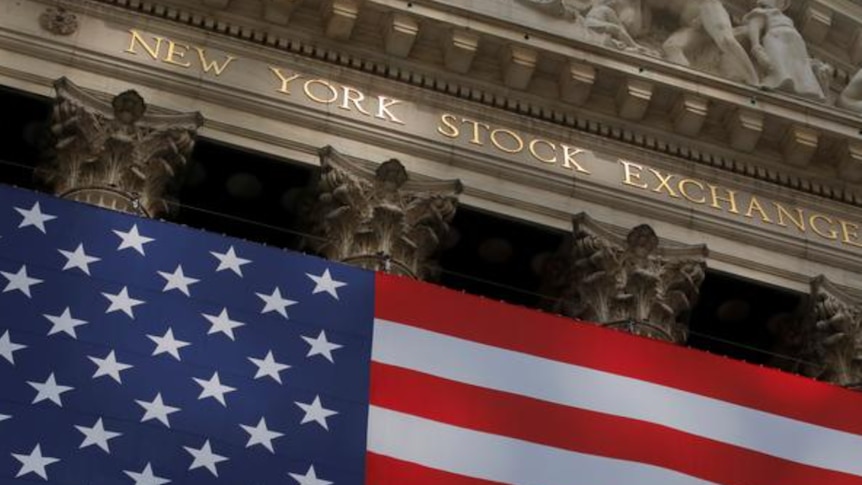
[798,276,862,387]
[307,146,462,278]
[42,78,203,216]
[543,213,707,343]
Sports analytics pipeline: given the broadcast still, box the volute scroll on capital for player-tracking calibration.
[305,146,463,280]
[541,212,708,344]
[791,276,862,388]
[41,78,204,217]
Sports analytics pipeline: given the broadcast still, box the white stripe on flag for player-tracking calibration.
[368,406,721,485]
[372,318,862,477]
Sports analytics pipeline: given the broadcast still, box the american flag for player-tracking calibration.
[3,183,862,485]
[0,184,372,484]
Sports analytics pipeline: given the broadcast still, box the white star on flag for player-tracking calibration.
[202,308,245,341]
[1,264,43,298]
[193,372,236,407]
[75,417,122,453]
[43,307,88,339]
[295,395,338,431]
[256,287,297,319]
[211,245,251,276]
[89,350,133,383]
[148,328,190,361]
[58,243,100,275]
[28,373,73,407]
[15,202,57,233]
[302,330,343,363]
[240,417,284,453]
[124,463,171,485]
[12,444,60,480]
[135,393,180,428]
[102,286,145,319]
[249,350,291,384]
[306,269,347,300]
[0,330,26,364]
[113,224,154,255]
[289,465,333,485]
[184,439,229,477]
[158,264,200,296]
[0,413,9,422]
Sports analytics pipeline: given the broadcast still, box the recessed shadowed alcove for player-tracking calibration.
[0,85,812,373]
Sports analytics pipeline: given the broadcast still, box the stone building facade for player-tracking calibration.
[2,0,862,385]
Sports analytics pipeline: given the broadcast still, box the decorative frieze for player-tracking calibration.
[839,141,862,183]
[797,276,862,387]
[41,78,203,217]
[542,213,708,343]
[306,146,462,279]
[39,6,78,36]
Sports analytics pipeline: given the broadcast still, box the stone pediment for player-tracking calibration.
[47,0,862,208]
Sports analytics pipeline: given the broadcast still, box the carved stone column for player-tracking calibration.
[795,277,862,387]
[306,146,462,278]
[41,78,203,217]
[542,213,708,343]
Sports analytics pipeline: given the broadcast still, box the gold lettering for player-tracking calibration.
[376,96,405,124]
[462,118,489,146]
[649,169,679,198]
[620,160,648,189]
[125,30,164,60]
[840,220,862,248]
[339,87,371,115]
[304,79,339,104]
[678,179,707,204]
[529,139,557,164]
[163,40,192,68]
[490,128,524,154]
[744,196,773,223]
[809,214,839,240]
[195,47,236,76]
[774,203,806,233]
[708,185,740,214]
[561,145,591,174]
[269,67,302,94]
[437,113,459,138]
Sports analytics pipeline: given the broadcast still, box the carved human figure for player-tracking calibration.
[585,0,655,54]
[838,68,862,114]
[743,0,824,100]
[647,0,759,85]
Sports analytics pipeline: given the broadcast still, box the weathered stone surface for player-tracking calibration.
[41,78,203,217]
[542,213,708,343]
[795,276,862,387]
[306,146,462,279]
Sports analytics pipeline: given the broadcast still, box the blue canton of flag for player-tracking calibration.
[0,184,374,485]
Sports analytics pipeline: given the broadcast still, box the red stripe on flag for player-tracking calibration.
[370,362,862,485]
[375,273,862,436]
[366,452,507,485]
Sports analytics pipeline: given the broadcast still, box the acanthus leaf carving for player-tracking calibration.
[41,78,203,217]
[541,212,707,343]
[306,146,462,279]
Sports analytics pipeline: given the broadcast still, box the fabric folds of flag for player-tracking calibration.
[4,183,862,485]
[368,275,862,485]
